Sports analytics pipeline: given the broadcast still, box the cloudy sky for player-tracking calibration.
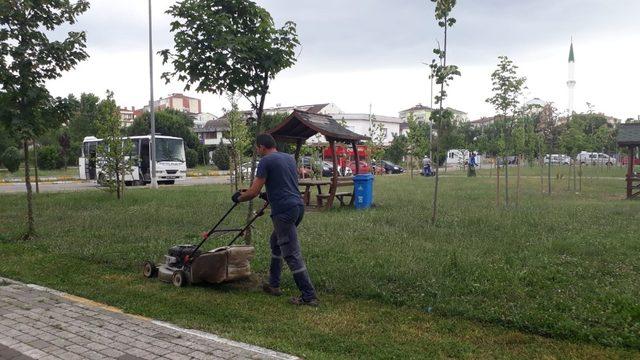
[46,0,640,121]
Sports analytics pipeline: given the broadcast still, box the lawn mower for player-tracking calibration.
[142,193,269,287]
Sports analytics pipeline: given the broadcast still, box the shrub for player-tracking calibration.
[185,148,198,169]
[195,143,209,166]
[38,145,64,170]
[212,145,230,171]
[2,146,21,173]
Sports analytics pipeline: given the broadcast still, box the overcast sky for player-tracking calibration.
[46,0,640,121]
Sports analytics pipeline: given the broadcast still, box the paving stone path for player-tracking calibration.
[0,278,297,360]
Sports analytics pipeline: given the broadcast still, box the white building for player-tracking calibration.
[118,107,135,127]
[143,93,201,114]
[264,103,343,116]
[399,104,468,124]
[327,113,402,145]
[193,112,217,129]
[195,119,230,146]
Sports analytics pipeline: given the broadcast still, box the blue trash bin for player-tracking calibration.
[353,173,374,209]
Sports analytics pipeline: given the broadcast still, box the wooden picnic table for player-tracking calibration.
[298,177,354,209]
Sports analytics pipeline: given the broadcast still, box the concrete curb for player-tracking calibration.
[0,276,299,360]
[0,172,229,184]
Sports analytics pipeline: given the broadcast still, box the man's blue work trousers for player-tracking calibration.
[269,205,317,301]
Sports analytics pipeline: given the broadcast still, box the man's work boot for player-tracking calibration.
[289,296,319,307]
[262,284,283,296]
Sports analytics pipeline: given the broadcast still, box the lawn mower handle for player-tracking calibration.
[227,199,270,246]
[188,194,270,259]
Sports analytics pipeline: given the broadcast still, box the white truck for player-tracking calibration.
[575,151,616,166]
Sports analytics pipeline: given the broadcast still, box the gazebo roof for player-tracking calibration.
[617,123,640,146]
[267,110,369,143]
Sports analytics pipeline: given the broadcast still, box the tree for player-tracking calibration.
[0,0,89,238]
[386,134,407,165]
[160,0,299,243]
[68,93,99,142]
[96,91,133,199]
[128,109,198,149]
[367,119,386,168]
[406,113,430,177]
[224,96,251,190]
[428,0,461,224]
[486,56,527,207]
[212,140,231,171]
[1,146,21,173]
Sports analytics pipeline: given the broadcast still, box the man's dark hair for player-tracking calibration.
[256,133,277,149]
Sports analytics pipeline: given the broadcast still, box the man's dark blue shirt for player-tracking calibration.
[256,152,303,216]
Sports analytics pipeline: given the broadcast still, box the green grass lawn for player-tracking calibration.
[433,163,628,178]
[1,174,639,358]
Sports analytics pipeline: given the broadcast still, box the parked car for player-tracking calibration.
[300,156,352,177]
[576,151,616,166]
[544,154,571,165]
[349,160,371,174]
[379,160,405,174]
[620,156,640,166]
[496,156,520,166]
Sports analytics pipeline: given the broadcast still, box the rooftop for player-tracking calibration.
[617,123,640,146]
[330,113,404,124]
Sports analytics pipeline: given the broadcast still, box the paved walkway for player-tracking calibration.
[0,278,297,360]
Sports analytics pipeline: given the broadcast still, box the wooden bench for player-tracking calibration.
[316,179,354,207]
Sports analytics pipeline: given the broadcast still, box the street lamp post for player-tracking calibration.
[148,0,158,189]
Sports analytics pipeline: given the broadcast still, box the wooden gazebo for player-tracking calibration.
[617,123,640,199]
[267,110,369,209]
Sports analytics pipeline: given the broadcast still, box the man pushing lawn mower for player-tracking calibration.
[233,133,319,307]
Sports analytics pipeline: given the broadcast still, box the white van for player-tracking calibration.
[575,151,616,166]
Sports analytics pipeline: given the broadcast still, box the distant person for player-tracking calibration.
[233,133,319,306]
[468,152,478,177]
[422,156,432,176]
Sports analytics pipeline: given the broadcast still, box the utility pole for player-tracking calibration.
[148,0,158,189]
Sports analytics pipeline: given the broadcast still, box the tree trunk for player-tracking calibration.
[496,161,500,207]
[579,162,582,192]
[431,157,440,225]
[504,157,509,207]
[410,155,413,179]
[115,160,121,199]
[245,77,269,245]
[23,140,35,239]
[33,140,40,194]
[573,159,577,192]
[121,158,126,199]
[547,155,552,195]
[539,156,544,194]
[516,155,521,207]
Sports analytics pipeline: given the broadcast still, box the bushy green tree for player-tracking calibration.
[96,91,133,199]
[485,56,527,207]
[386,134,407,164]
[185,148,198,168]
[212,141,231,171]
[37,145,63,170]
[0,0,89,238]
[160,0,299,243]
[224,96,251,190]
[2,146,21,173]
[128,109,198,149]
[68,93,98,142]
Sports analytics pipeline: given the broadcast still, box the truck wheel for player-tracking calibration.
[172,270,187,287]
[142,261,158,278]
[97,173,106,186]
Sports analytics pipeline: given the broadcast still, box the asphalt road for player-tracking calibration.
[0,176,230,194]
